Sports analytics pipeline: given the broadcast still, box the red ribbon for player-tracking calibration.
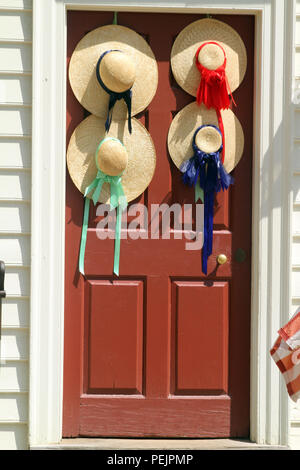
[195,41,236,109]
[195,42,236,164]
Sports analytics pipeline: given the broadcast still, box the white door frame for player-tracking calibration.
[30,0,295,446]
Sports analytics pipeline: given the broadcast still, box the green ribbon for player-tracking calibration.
[78,138,127,277]
[195,180,204,203]
[79,197,91,276]
[113,11,118,25]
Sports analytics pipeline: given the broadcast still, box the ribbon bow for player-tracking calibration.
[79,139,128,277]
[96,50,132,134]
[195,42,235,110]
[180,125,233,275]
[195,42,237,165]
[84,170,127,210]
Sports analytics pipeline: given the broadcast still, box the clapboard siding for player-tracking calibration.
[292,270,300,299]
[0,0,31,9]
[2,298,29,328]
[0,76,32,105]
[0,236,30,265]
[0,139,31,168]
[293,6,300,305]
[0,330,29,361]
[0,0,298,451]
[296,49,300,77]
[297,23,300,44]
[294,175,300,203]
[0,11,32,42]
[293,206,300,234]
[0,2,31,450]
[296,9,300,77]
[0,108,31,136]
[0,424,28,450]
[0,171,31,201]
[0,362,28,392]
[0,394,28,422]
[292,239,300,266]
[0,43,32,73]
[293,141,300,171]
[0,203,30,233]
[5,268,30,297]
[290,0,300,450]
[0,171,31,200]
[295,109,300,133]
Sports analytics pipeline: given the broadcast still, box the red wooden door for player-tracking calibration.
[64,11,254,438]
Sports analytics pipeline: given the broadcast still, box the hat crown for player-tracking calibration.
[195,126,222,154]
[99,50,136,93]
[198,43,225,71]
[96,139,128,176]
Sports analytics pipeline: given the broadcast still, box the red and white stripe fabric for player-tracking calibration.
[270,308,300,402]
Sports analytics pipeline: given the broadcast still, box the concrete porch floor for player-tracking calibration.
[30,438,289,450]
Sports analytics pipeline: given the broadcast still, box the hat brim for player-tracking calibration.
[67,115,156,203]
[69,25,158,119]
[171,18,247,97]
[167,102,244,174]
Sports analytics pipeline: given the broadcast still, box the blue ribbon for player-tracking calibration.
[180,125,233,275]
[96,50,132,134]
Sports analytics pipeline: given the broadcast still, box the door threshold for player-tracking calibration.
[30,438,289,450]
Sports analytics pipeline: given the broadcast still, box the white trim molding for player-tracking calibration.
[30,0,295,446]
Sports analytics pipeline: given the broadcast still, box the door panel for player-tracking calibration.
[64,11,254,438]
[172,281,228,395]
[87,280,144,394]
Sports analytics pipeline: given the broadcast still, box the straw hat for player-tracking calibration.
[69,24,158,119]
[171,18,247,97]
[168,102,244,174]
[67,114,156,203]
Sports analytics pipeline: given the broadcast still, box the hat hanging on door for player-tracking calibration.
[170,18,247,101]
[69,25,158,132]
[170,19,246,165]
[168,102,244,174]
[167,102,244,274]
[67,114,156,276]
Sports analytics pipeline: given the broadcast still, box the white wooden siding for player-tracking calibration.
[0,362,28,393]
[0,394,28,422]
[0,424,28,450]
[2,298,29,328]
[0,76,32,105]
[290,0,300,450]
[0,12,32,42]
[0,172,31,201]
[293,206,300,235]
[0,1,32,9]
[0,139,31,168]
[0,109,31,136]
[0,44,32,73]
[0,0,298,450]
[0,0,31,450]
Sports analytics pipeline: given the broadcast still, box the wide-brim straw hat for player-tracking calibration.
[69,24,158,119]
[168,102,244,174]
[67,114,156,203]
[171,18,247,97]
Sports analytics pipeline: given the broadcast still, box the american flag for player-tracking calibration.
[270,308,300,402]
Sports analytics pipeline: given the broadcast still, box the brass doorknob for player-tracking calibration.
[217,254,228,265]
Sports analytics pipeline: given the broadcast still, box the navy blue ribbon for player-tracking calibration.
[180,125,233,275]
[96,50,132,134]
